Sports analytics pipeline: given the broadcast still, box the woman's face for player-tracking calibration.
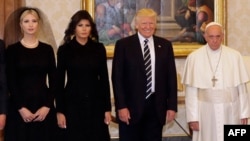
[20,13,39,36]
[75,19,91,40]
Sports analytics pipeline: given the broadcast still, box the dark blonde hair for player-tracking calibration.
[135,8,157,24]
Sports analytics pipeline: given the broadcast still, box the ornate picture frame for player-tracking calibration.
[82,0,226,58]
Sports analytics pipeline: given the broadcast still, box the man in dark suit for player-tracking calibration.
[112,8,177,141]
[0,39,7,130]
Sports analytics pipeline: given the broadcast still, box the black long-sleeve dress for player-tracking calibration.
[4,41,58,141]
[55,38,111,141]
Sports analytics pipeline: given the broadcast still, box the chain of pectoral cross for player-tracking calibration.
[206,47,222,87]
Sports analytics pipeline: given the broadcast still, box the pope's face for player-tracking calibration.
[204,25,224,50]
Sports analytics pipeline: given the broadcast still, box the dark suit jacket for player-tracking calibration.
[0,39,7,114]
[112,34,177,125]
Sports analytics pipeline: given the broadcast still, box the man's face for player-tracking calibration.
[135,16,156,38]
[204,25,224,50]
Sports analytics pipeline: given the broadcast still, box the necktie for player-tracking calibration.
[143,39,152,99]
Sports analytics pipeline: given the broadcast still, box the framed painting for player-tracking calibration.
[81,0,226,58]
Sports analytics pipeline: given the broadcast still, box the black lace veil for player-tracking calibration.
[4,7,57,53]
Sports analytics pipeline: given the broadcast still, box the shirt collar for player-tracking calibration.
[137,32,153,44]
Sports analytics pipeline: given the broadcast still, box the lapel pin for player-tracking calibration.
[158,45,161,48]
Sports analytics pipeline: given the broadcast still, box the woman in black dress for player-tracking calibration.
[55,10,112,141]
[4,7,57,141]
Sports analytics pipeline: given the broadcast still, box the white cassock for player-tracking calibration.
[182,44,250,141]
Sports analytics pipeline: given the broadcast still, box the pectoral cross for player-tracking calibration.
[211,76,218,87]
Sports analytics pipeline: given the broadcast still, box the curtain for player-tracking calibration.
[0,0,25,39]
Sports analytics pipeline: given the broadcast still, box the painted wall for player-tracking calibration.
[227,0,250,55]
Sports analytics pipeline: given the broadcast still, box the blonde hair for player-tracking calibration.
[135,8,157,24]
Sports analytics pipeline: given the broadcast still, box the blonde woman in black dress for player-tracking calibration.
[4,7,57,141]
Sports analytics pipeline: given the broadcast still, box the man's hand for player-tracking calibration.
[118,108,130,125]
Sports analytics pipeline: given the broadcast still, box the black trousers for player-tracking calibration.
[119,95,163,141]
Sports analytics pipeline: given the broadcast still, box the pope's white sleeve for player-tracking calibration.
[185,85,199,122]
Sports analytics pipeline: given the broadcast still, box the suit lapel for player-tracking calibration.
[153,36,161,63]
[132,35,145,68]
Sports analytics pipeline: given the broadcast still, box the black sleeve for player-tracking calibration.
[0,40,8,114]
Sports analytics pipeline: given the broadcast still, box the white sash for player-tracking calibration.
[198,88,238,103]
